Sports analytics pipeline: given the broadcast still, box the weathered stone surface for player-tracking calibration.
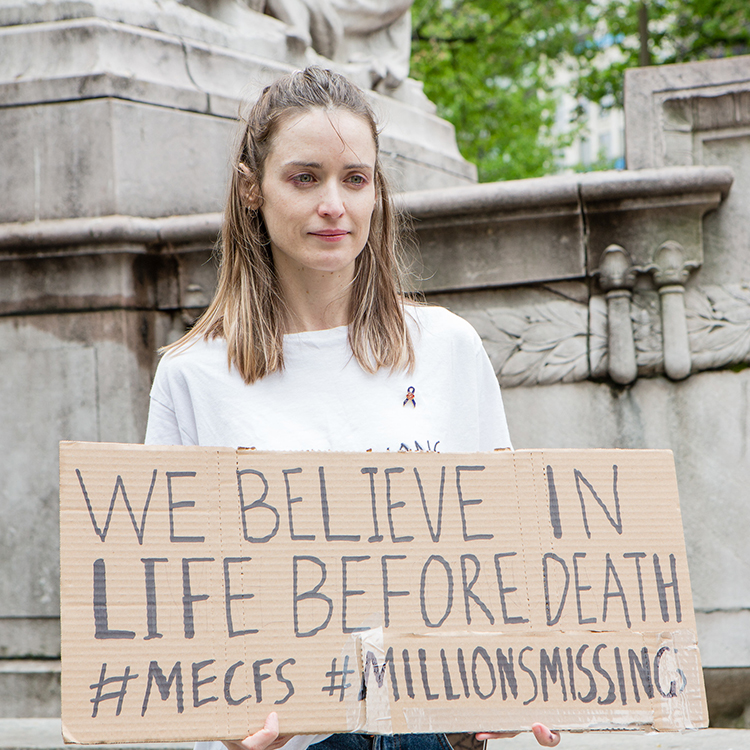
[0,0,297,63]
[0,99,234,222]
[0,4,306,116]
[401,167,730,293]
[0,618,60,660]
[0,2,476,221]
[431,284,593,386]
[0,307,173,715]
[584,191,718,276]
[0,215,222,251]
[0,311,167,620]
[625,57,750,285]
[412,206,583,292]
[698,612,750,670]
[624,55,750,171]
[704,668,750,727]
[0,663,61,719]
[701,134,750,285]
[0,250,162,315]
[612,61,750,694]
[579,165,730,275]
[0,341,95,618]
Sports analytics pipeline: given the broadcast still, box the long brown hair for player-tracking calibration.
[165,66,415,383]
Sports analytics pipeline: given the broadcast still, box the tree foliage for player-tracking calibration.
[572,0,750,109]
[410,0,750,182]
[410,0,581,182]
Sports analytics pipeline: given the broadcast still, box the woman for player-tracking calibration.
[146,66,560,750]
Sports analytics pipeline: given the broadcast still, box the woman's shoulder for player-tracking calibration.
[406,303,483,345]
[153,335,227,381]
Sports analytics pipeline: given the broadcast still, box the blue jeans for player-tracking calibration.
[311,733,453,750]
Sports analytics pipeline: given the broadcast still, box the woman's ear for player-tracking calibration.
[238,163,263,210]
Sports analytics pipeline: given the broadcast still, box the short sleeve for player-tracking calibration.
[144,395,184,445]
[144,353,197,446]
[474,336,513,451]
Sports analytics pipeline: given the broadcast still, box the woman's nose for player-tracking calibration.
[318,182,345,217]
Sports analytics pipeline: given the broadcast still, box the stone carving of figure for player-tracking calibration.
[178,0,415,91]
[263,0,343,62]
[178,0,269,29]
[330,0,414,89]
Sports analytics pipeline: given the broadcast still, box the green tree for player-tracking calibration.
[571,0,750,109]
[410,0,582,182]
[411,0,750,182]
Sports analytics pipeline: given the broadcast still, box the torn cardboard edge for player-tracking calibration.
[58,443,708,742]
[354,628,706,734]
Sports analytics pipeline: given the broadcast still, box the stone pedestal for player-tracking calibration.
[623,56,750,720]
[625,54,750,285]
[0,0,475,228]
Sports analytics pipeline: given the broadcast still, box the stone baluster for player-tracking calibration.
[596,244,638,384]
[648,241,699,381]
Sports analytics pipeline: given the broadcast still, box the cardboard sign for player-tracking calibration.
[59,443,708,743]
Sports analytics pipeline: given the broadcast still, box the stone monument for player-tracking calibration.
[0,0,474,720]
[0,0,474,230]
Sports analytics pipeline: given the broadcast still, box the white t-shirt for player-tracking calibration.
[145,305,511,452]
[145,304,511,750]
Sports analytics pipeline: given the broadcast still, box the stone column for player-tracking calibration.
[595,244,638,385]
[647,241,698,381]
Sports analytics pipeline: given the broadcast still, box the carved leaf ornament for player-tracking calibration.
[687,285,750,371]
[463,301,589,388]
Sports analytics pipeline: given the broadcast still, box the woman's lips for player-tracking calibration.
[310,230,349,241]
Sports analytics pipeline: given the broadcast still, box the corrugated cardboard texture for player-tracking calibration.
[58,444,708,743]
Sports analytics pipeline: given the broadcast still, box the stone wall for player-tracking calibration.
[623,56,750,726]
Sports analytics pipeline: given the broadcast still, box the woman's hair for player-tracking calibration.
[165,66,415,384]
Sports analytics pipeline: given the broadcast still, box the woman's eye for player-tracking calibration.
[347,174,366,186]
[293,173,314,184]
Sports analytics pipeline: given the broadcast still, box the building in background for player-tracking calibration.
[556,94,626,171]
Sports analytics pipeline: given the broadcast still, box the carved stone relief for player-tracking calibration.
[178,0,414,90]
[461,300,591,388]
[687,284,750,371]
[463,283,750,389]
[589,235,705,384]
[631,291,664,375]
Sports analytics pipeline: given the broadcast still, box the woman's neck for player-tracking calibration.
[279,271,353,333]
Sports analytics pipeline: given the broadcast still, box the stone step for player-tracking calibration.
[1,721,750,750]
[0,662,61,719]
[0,719,191,749]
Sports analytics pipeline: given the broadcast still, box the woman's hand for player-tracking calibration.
[476,723,560,747]
[222,712,292,750]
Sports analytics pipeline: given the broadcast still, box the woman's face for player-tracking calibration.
[258,107,377,285]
